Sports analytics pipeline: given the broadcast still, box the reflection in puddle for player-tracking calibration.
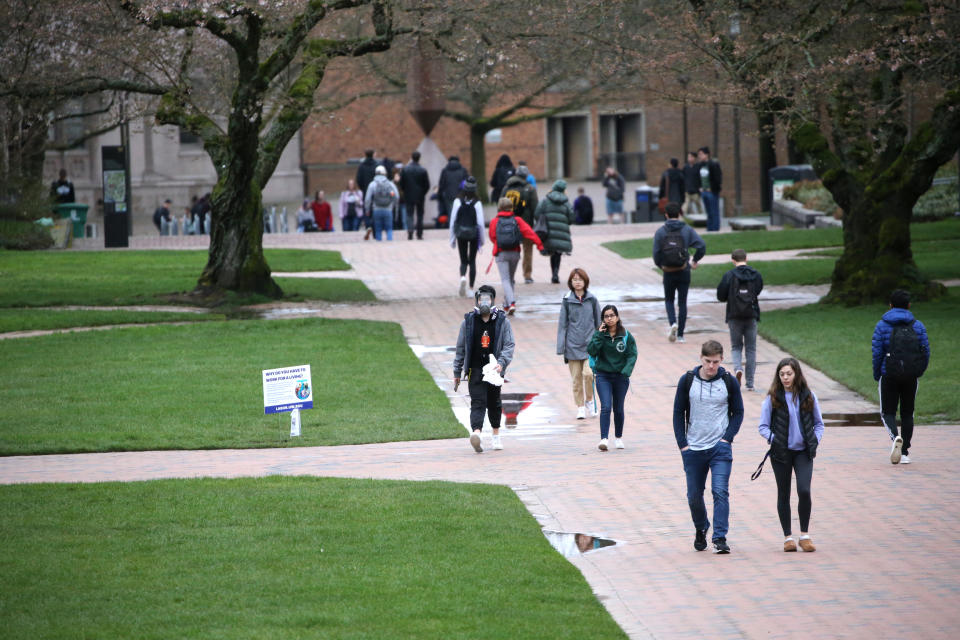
[502,392,539,426]
[822,412,882,427]
[543,530,617,558]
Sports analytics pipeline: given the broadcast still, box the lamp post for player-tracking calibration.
[678,74,690,158]
[730,12,743,216]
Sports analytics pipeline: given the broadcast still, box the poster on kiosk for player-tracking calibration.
[262,365,313,436]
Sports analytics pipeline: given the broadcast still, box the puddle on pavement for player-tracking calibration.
[542,530,617,558]
[501,392,539,426]
[409,344,457,358]
[822,412,882,427]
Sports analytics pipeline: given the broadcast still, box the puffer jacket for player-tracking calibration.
[535,180,575,254]
[871,307,930,380]
[557,290,602,360]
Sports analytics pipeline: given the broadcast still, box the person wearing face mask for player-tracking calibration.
[452,285,516,453]
[757,358,824,553]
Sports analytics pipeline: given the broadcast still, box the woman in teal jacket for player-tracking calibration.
[587,304,638,451]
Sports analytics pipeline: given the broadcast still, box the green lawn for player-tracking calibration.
[0,249,371,307]
[0,318,462,455]
[760,288,956,422]
[0,308,226,333]
[0,477,626,640]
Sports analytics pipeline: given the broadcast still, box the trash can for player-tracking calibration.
[769,165,818,207]
[633,186,659,222]
[54,203,90,239]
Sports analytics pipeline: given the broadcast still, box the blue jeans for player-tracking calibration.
[595,371,629,439]
[663,269,691,337]
[342,215,360,232]
[373,208,393,241]
[681,441,733,539]
[702,190,720,231]
[605,198,624,217]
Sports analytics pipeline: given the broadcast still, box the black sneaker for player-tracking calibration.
[712,537,730,554]
[694,529,707,551]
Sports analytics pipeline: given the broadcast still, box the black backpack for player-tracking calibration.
[496,214,522,250]
[661,228,689,268]
[454,198,479,240]
[885,320,924,379]
[728,274,756,319]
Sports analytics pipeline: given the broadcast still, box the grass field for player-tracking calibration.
[0,249,373,307]
[0,477,627,640]
[0,318,462,455]
[0,308,226,333]
[760,288,956,422]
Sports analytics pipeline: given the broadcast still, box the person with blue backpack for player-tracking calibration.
[872,289,930,465]
[489,196,544,315]
[587,305,637,452]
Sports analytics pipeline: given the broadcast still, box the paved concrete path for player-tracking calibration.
[5,224,958,639]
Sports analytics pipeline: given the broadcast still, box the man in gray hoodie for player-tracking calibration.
[673,340,744,554]
[653,202,707,343]
[716,249,764,390]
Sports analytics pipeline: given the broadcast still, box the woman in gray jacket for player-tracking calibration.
[557,268,602,420]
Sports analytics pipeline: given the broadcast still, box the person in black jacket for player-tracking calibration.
[438,156,469,228]
[400,150,431,240]
[50,169,75,203]
[658,158,686,207]
[697,146,723,231]
[682,152,704,216]
[757,358,824,552]
[716,249,764,390]
[355,149,379,199]
[489,154,515,203]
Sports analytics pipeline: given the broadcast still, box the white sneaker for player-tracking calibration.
[470,431,483,453]
[598,438,608,451]
[677,336,686,343]
[585,400,597,417]
[492,435,503,450]
[668,323,678,343]
[458,276,467,297]
[615,438,625,449]
[576,406,586,420]
[900,454,910,464]
[890,436,903,464]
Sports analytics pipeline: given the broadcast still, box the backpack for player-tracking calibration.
[454,199,479,241]
[885,320,924,379]
[372,179,395,208]
[661,228,689,268]
[728,274,756,319]
[496,214,522,250]
[503,187,525,214]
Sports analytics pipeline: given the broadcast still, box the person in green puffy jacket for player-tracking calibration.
[534,179,576,283]
[587,304,638,451]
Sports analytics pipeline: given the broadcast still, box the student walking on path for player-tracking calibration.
[501,166,539,284]
[453,285,515,453]
[449,177,484,297]
[872,289,931,465]
[587,305,637,452]
[557,268,602,421]
[653,203,706,343]
[673,340,743,554]
[489,197,544,315]
[535,179,576,284]
[364,165,399,241]
[757,358,824,552]
[716,249,764,390]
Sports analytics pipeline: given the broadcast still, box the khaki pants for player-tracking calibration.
[682,192,704,216]
[568,359,594,407]
[522,238,534,280]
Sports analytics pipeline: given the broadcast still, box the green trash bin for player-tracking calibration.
[54,203,90,239]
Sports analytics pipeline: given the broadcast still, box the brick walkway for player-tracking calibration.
[5,224,959,639]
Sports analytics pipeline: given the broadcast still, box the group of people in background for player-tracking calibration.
[151,193,212,236]
[658,147,724,231]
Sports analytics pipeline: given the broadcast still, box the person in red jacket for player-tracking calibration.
[489,196,544,315]
[310,190,333,232]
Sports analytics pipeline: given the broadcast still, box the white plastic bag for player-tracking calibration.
[481,354,504,386]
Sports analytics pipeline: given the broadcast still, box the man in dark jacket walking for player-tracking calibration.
[697,146,723,231]
[400,151,431,240]
[502,166,539,283]
[653,203,706,343]
[871,289,930,465]
[534,179,576,284]
[355,149,379,198]
[438,156,469,228]
[716,249,764,390]
[682,152,704,216]
[453,285,516,453]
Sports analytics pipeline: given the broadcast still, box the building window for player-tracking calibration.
[179,127,201,145]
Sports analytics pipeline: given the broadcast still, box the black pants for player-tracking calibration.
[458,238,478,287]
[662,268,691,337]
[406,199,425,238]
[550,252,562,280]
[468,366,501,432]
[771,449,814,536]
[879,375,917,455]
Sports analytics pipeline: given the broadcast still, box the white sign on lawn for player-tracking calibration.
[262,365,313,415]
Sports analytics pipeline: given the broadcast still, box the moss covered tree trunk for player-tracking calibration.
[469,124,490,203]
[791,89,960,304]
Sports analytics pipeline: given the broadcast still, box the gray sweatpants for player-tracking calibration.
[727,317,758,388]
[496,251,521,306]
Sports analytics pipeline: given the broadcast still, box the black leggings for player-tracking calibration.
[770,449,814,536]
[458,238,478,287]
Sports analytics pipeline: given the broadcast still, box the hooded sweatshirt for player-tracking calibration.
[653,218,707,271]
[673,365,743,450]
[871,307,930,380]
[438,159,469,206]
[557,290,602,360]
[716,264,764,321]
[535,180,575,253]
[587,326,638,377]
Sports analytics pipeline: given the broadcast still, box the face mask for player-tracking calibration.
[476,294,493,315]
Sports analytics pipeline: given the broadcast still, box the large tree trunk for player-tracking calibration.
[469,124,489,203]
